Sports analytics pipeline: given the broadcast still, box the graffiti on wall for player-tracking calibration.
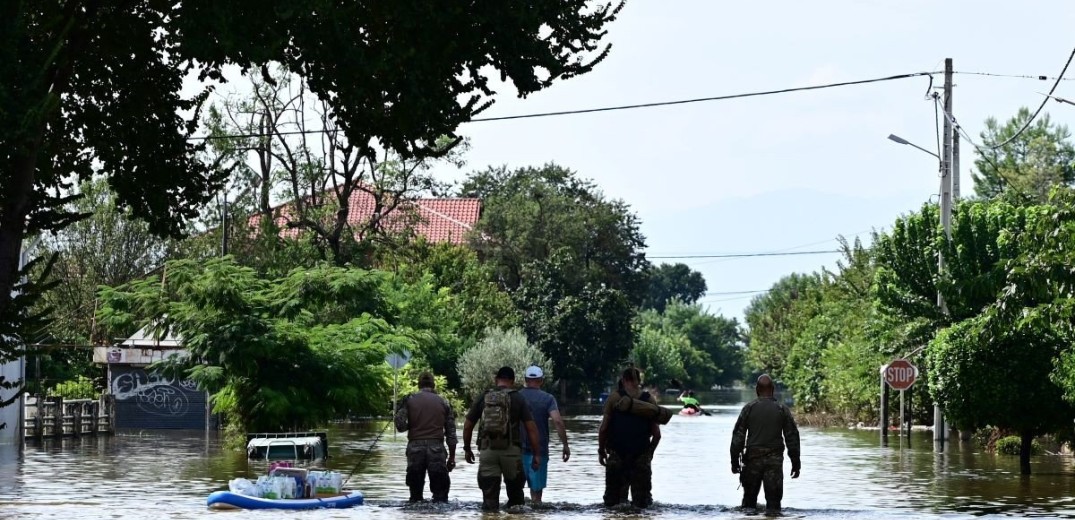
[111,370,197,417]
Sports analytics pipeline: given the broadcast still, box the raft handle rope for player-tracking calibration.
[342,419,393,486]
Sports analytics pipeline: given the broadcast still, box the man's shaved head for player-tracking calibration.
[756,374,775,397]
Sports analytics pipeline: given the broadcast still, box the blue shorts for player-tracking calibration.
[522,453,548,491]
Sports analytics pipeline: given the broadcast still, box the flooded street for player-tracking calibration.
[3,391,1075,519]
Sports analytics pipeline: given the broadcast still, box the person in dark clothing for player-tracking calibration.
[730,374,801,514]
[394,371,457,502]
[598,366,662,508]
[462,366,542,511]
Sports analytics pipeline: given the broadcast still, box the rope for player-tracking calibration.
[341,418,393,486]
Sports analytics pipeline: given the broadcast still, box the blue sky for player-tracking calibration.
[424,0,1075,322]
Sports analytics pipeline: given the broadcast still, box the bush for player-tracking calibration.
[995,435,1043,456]
[50,376,99,400]
[457,328,552,400]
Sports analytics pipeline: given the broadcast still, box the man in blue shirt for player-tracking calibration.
[518,365,571,505]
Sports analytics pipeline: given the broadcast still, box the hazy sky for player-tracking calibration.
[422,0,1075,322]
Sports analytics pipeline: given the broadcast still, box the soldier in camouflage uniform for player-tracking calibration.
[395,372,457,502]
[730,374,801,514]
[598,366,662,508]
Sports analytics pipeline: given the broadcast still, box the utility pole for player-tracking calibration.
[220,191,229,257]
[952,131,960,200]
[934,58,954,447]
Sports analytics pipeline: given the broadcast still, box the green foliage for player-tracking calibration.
[744,272,823,378]
[31,178,173,346]
[995,435,1043,456]
[642,263,708,312]
[395,364,466,416]
[460,164,651,398]
[378,242,519,387]
[928,312,1075,438]
[514,250,635,397]
[638,301,745,388]
[629,327,688,388]
[463,164,649,302]
[973,108,1075,202]
[1,0,623,414]
[457,328,552,400]
[96,258,433,432]
[49,376,99,400]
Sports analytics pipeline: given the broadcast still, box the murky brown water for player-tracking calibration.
[3,391,1075,519]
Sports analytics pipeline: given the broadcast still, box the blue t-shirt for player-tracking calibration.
[519,387,559,455]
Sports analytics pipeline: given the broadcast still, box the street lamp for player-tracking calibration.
[887,134,939,159]
[887,130,956,448]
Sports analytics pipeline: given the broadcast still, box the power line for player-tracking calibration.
[955,71,1075,81]
[988,46,1075,150]
[648,249,840,260]
[468,71,939,122]
[188,71,940,141]
[703,289,768,296]
[934,96,1031,201]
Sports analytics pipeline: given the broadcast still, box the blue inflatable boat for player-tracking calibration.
[206,490,364,510]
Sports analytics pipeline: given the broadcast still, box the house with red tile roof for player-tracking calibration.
[255,187,481,245]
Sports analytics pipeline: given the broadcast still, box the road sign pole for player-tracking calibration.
[879,368,888,447]
[392,368,399,438]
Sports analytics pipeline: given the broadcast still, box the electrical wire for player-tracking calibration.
[702,289,769,296]
[468,72,939,122]
[988,46,1075,150]
[934,97,1032,201]
[648,249,840,260]
[955,71,1075,82]
[187,71,940,141]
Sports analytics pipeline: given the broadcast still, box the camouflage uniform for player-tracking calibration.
[601,389,659,508]
[740,448,784,511]
[603,449,652,507]
[395,388,457,502]
[464,388,534,511]
[730,397,800,513]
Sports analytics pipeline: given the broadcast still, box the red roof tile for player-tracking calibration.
[256,189,481,245]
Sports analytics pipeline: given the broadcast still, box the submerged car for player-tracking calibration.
[246,432,328,461]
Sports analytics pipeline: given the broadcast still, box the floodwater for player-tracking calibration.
[3,390,1075,519]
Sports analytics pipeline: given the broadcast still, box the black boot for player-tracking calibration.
[504,475,526,508]
[478,476,501,512]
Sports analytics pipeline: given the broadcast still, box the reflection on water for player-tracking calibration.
[2,390,1075,519]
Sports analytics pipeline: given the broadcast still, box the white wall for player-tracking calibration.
[0,356,23,444]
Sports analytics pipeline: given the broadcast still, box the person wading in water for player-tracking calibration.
[730,374,801,514]
[462,366,542,512]
[598,366,662,508]
[394,371,457,502]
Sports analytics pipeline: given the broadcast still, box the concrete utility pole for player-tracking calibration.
[934,58,954,446]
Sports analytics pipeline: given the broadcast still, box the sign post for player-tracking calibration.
[883,359,918,444]
[385,350,411,437]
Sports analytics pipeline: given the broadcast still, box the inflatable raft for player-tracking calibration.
[206,490,364,510]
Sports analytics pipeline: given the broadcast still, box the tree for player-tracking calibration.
[1,1,624,403]
[462,164,649,301]
[515,251,635,399]
[972,107,1075,203]
[32,179,172,345]
[630,327,688,390]
[456,328,552,401]
[96,258,433,433]
[378,241,519,388]
[203,71,462,266]
[639,301,745,389]
[641,263,707,312]
[743,273,822,379]
[929,314,1075,475]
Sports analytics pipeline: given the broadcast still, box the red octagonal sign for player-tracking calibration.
[885,359,918,391]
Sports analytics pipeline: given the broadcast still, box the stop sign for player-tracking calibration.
[884,359,918,391]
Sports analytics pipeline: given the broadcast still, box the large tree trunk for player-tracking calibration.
[0,156,37,327]
[1020,431,1033,475]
